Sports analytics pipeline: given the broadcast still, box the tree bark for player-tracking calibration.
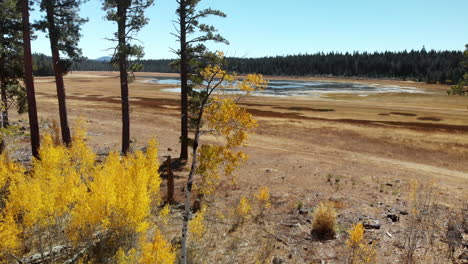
[0,78,7,154]
[0,81,8,128]
[0,24,7,153]
[117,5,130,155]
[44,0,71,146]
[21,0,40,158]
[179,0,189,160]
[166,156,174,204]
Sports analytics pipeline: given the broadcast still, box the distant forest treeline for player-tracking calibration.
[33,49,465,84]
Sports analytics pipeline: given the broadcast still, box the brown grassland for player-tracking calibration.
[9,71,468,263]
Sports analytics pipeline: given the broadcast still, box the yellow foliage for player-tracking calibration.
[347,223,364,248]
[205,97,257,148]
[195,94,256,194]
[255,186,271,209]
[347,223,377,264]
[115,248,137,264]
[7,134,85,228]
[69,120,96,177]
[68,139,161,241]
[201,64,225,80]
[237,197,252,219]
[196,144,249,195]
[239,74,268,93]
[194,63,265,200]
[196,145,223,195]
[158,204,171,225]
[0,211,21,262]
[140,229,176,264]
[189,205,207,241]
[312,202,337,238]
[0,130,163,259]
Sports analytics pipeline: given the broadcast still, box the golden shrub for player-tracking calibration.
[255,186,271,210]
[0,211,21,263]
[237,197,252,219]
[139,229,176,264]
[189,205,207,241]
[347,223,377,264]
[115,248,138,264]
[312,202,337,239]
[68,139,162,241]
[347,223,364,248]
[0,131,162,261]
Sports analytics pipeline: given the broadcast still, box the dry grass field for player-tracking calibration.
[9,71,468,263]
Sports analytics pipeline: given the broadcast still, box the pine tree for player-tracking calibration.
[173,0,228,160]
[35,0,88,146]
[448,44,468,95]
[0,0,27,153]
[103,0,153,154]
[20,0,40,158]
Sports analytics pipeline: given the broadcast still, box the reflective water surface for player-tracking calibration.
[141,76,425,96]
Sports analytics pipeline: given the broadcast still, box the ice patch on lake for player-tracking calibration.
[142,76,427,97]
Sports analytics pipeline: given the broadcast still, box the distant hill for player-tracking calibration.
[94,56,112,62]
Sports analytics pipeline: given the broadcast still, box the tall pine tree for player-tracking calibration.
[35,0,87,146]
[448,44,468,95]
[173,0,228,160]
[0,0,27,153]
[103,0,153,154]
[20,0,40,157]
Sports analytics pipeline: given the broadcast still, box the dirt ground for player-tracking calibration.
[9,71,468,263]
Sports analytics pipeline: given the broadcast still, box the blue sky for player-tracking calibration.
[30,0,468,59]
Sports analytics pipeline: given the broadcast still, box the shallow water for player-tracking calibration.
[141,76,425,96]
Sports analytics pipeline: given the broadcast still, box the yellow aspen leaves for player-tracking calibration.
[189,205,207,241]
[140,229,176,264]
[347,223,377,264]
[7,134,85,228]
[237,196,252,219]
[239,74,268,93]
[68,142,162,241]
[158,203,171,225]
[0,130,163,261]
[0,211,21,263]
[347,223,365,248]
[205,97,257,148]
[255,186,271,209]
[115,248,138,264]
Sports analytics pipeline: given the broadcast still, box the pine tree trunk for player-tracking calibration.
[0,26,9,129]
[0,81,9,128]
[117,5,130,155]
[0,24,7,153]
[45,0,71,146]
[0,78,7,154]
[21,0,40,158]
[179,0,189,160]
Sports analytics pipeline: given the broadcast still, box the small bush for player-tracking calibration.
[347,223,376,264]
[237,196,252,220]
[311,202,337,239]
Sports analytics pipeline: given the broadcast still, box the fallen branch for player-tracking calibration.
[21,245,68,264]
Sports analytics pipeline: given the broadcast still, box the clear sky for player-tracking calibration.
[30,0,468,60]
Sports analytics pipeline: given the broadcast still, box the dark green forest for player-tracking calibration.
[33,48,464,84]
